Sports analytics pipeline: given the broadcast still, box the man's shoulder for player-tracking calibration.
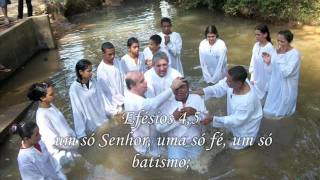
[169,68,182,77]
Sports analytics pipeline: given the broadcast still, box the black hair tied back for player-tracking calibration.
[10,122,37,140]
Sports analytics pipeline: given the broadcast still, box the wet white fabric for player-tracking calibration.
[203,78,263,149]
[199,39,227,84]
[156,94,207,159]
[17,140,66,180]
[69,79,110,138]
[249,42,274,99]
[124,89,174,157]
[144,67,182,98]
[263,48,301,118]
[143,46,171,66]
[36,104,79,168]
[97,59,125,115]
[158,32,184,75]
[120,52,146,74]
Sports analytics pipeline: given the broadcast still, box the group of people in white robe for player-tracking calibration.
[12,17,301,179]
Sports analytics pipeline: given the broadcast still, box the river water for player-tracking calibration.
[0,0,319,179]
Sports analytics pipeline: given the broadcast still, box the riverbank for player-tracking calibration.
[0,8,57,142]
[176,0,320,26]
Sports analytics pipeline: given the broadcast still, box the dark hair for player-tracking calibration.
[11,122,38,140]
[180,78,189,88]
[228,66,247,83]
[125,78,136,90]
[255,24,272,43]
[127,37,139,47]
[160,17,172,26]
[27,82,52,101]
[278,30,294,43]
[205,25,219,38]
[150,34,162,45]
[101,42,115,53]
[75,59,92,83]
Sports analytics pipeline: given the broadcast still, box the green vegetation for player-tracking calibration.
[178,0,320,24]
[47,0,103,17]
[64,0,102,17]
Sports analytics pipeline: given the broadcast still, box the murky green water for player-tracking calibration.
[1,0,319,179]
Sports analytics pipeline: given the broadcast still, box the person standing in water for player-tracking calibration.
[97,42,125,115]
[121,37,146,74]
[144,52,182,98]
[143,34,171,70]
[69,59,111,139]
[249,24,274,100]
[199,25,228,84]
[124,71,185,157]
[27,82,80,171]
[263,30,301,118]
[156,80,207,160]
[196,66,262,150]
[158,17,184,75]
[12,122,66,180]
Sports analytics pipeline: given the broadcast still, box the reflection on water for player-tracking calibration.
[0,0,320,179]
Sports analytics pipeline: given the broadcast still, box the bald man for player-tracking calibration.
[124,71,185,157]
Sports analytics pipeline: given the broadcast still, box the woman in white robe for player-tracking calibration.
[27,82,80,170]
[12,122,66,180]
[249,24,274,99]
[199,25,227,84]
[69,59,110,139]
[121,37,146,74]
[263,30,301,118]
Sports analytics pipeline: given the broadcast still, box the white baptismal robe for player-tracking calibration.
[156,94,207,159]
[203,78,263,143]
[158,32,184,75]
[144,67,182,98]
[124,89,174,157]
[36,104,78,167]
[120,52,146,74]
[156,94,207,144]
[249,42,274,99]
[69,79,110,138]
[143,46,171,66]
[264,48,301,118]
[97,60,125,114]
[199,39,227,84]
[18,140,66,180]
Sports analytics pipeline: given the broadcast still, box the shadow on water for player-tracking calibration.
[0,0,320,179]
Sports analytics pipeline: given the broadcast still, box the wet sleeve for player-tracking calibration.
[203,78,228,100]
[213,102,253,129]
[278,51,301,78]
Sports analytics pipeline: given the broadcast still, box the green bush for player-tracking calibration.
[64,0,103,17]
[178,0,320,24]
